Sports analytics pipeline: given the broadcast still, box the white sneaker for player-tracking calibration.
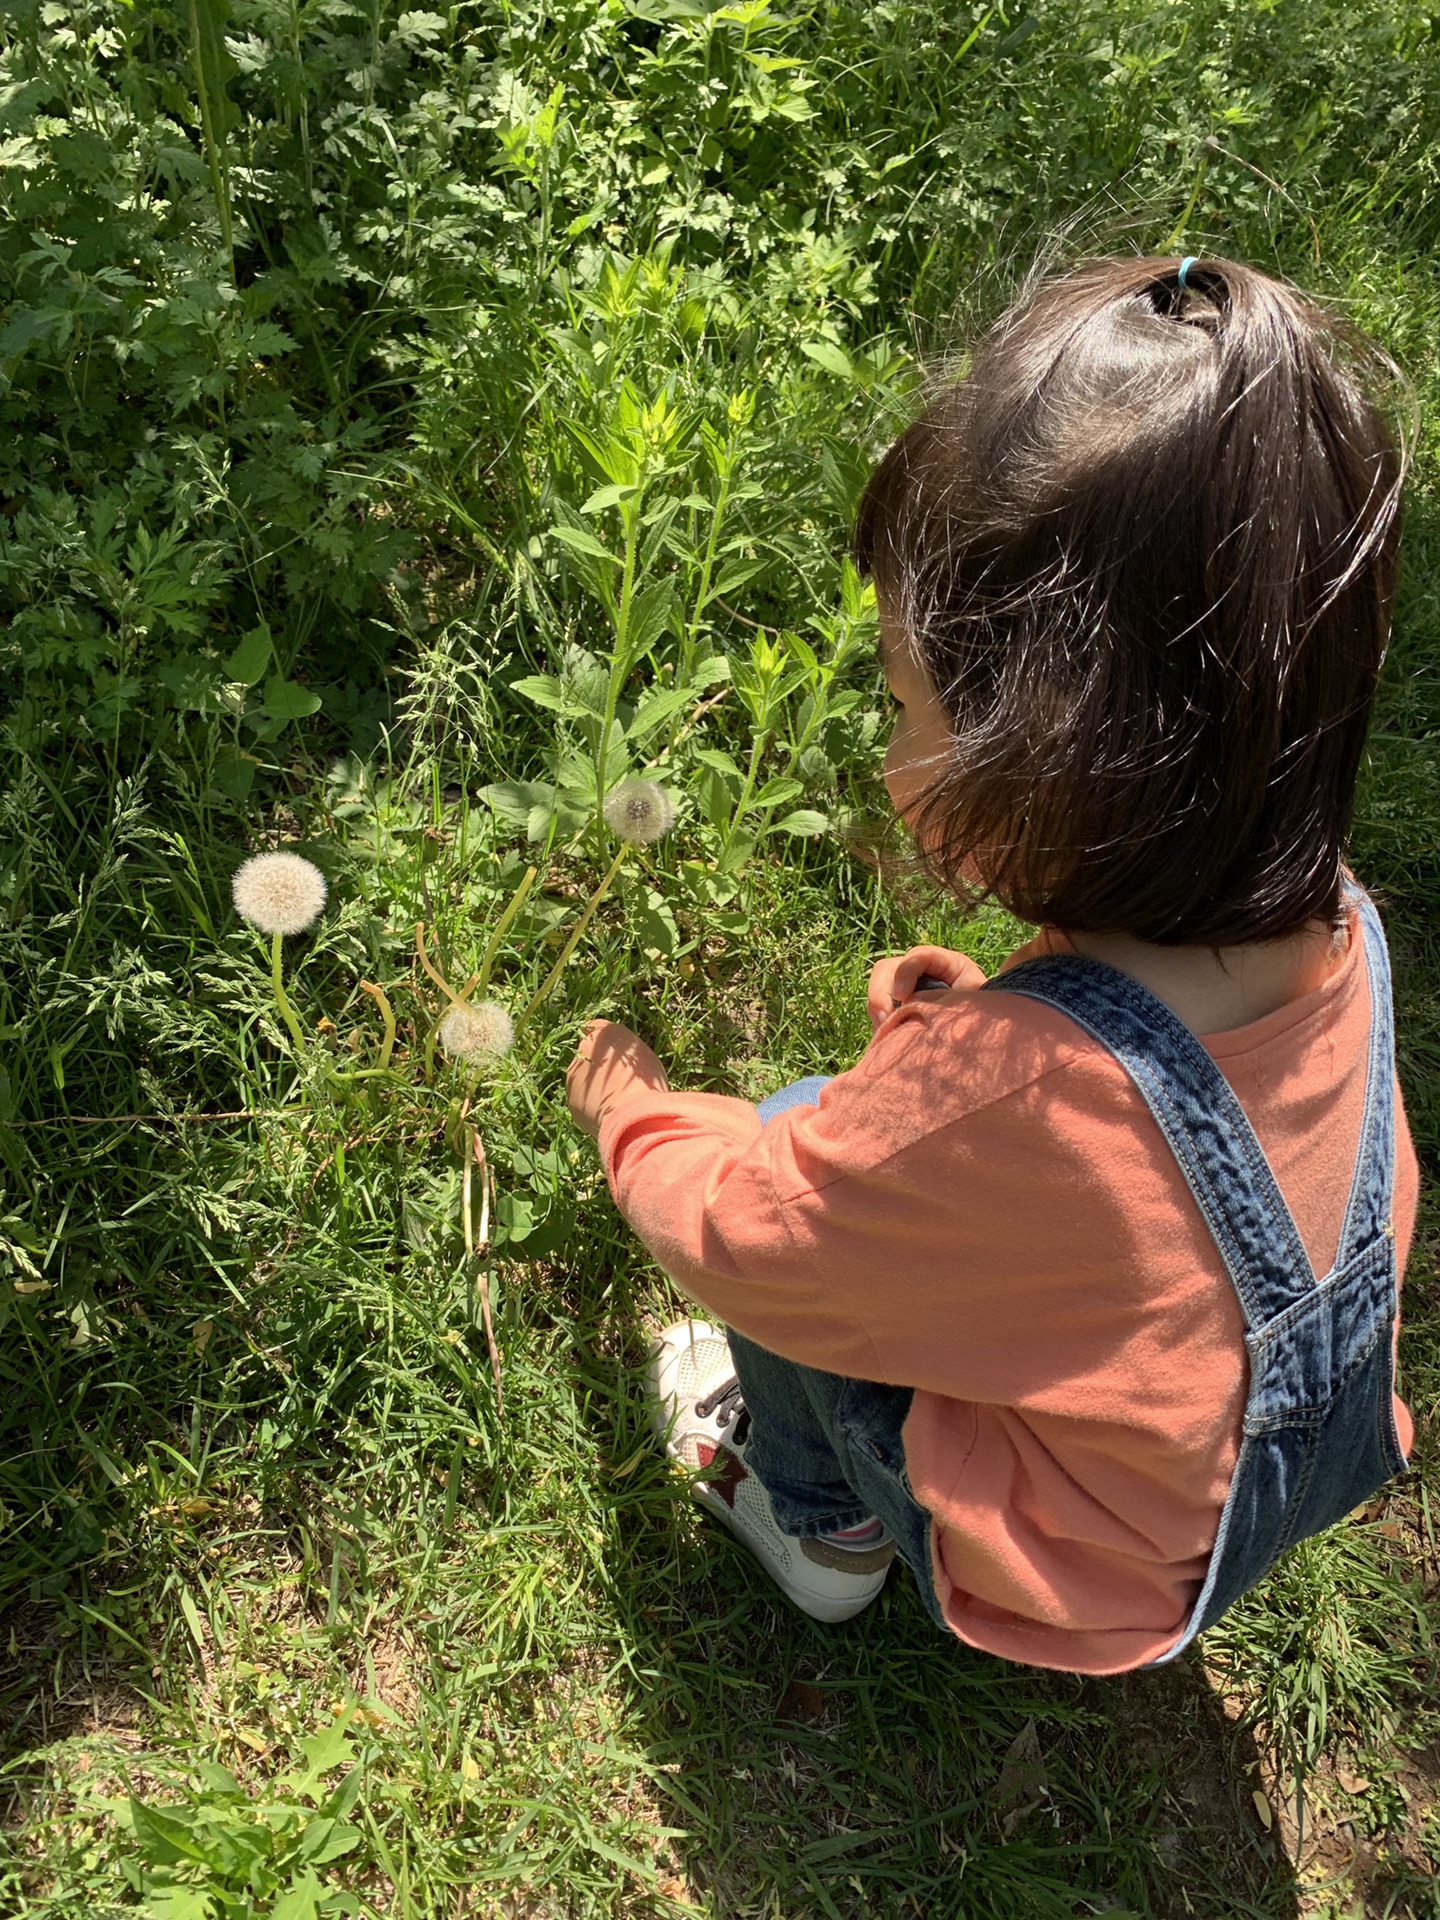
[647,1318,895,1624]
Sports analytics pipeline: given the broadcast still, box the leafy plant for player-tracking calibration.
[109,1718,365,1917]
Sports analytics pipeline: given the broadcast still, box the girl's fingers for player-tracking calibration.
[866,957,905,1028]
[886,946,987,1011]
[871,944,991,1031]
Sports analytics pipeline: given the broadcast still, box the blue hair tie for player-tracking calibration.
[1177,255,1200,290]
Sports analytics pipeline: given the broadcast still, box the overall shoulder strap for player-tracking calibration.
[983,956,1315,1329]
[1332,889,1397,1271]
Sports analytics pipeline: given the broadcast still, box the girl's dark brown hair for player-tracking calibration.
[855,255,1407,944]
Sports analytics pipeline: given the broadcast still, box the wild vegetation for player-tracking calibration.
[0,0,1437,1913]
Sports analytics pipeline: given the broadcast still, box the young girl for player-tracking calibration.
[565,255,1418,1675]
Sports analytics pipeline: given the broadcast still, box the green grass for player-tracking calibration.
[2,0,1440,1914]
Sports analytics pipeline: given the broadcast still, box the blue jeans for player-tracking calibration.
[728,1078,947,1628]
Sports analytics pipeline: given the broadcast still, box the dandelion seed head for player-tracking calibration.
[232,852,328,936]
[439,999,515,1062]
[603,778,676,846]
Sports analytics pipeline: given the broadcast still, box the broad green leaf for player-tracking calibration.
[800,339,853,380]
[195,1763,244,1796]
[775,809,830,837]
[287,1718,357,1801]
[580,482,632,514]
[515,1199,576,1260]
[225,623,272,686]
[559,644,610,718]
[694,747,742,781]
[240,320,298,357]
[494,1192,536,1244]
[299,1813,362,1864]
[697,764,735,830]
[715,829,756,876]
[508,674,566,713]
[483,780,553,833]
[756,777,804,809]
[394,11,449,45]
[128,1797,209,1867]
[550,506,619,602]
[550,521,614,563]
[621,577,676,666]
[710,556,768,599]
[524,801,558,843]
[783,630,820,674]
[825,689,866,718]
[564,420,638,487]
[327,1767,365,1823]
[631,886,680,958]
[0,306,60,358]
[271,1870,325,1920]
[625,683,692,742]
[261,675,323,724]
[143,1886,215,1920]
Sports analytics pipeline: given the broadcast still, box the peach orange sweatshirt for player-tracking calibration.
[598,909,1417,1674]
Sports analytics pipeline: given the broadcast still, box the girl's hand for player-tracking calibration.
[867,946,986,1031]
[566,1020,670,1138]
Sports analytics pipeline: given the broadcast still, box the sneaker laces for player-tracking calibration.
[695,1374,750,1446]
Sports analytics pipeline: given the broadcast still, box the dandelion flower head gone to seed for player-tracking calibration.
[232,852,328,936]
[440,999,516,1062]
[603,778,677,846]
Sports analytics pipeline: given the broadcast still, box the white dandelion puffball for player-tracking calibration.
[439,999,515,1063]
[232,852,328,936]
[602,778,676,846]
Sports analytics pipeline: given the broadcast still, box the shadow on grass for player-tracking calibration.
[571,1276,1300,1920]
[613,1527,1297,1920]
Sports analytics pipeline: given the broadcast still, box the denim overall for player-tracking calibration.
[987,888,1409,1659]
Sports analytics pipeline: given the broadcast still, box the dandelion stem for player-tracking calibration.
[270,931,309,1057]
[461,1127,474,1261]
[476,865,539,994]
[358,980,396,1070]
[517,846,628,1033]
[415,922,460,1003]
[467,1126,503,1416]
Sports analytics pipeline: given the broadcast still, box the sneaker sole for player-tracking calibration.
[694,1482,894,1623]
[650,1318,894,1623]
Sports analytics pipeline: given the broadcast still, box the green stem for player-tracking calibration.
[1163,158,1209,254]
[680,459,732,688]
[517,846,628,1034]
[187,0,235,285]
[270,931,308,1057]
[477,865,539,994]
[718,725,769,869]
[595,500,642,834]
